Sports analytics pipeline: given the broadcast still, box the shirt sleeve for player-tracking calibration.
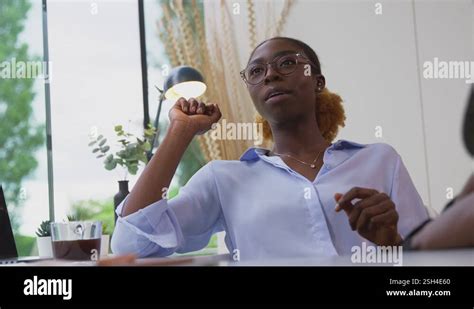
[390,154,430,238]
[110,161,223,258]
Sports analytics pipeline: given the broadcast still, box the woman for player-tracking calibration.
[111,37,429,260]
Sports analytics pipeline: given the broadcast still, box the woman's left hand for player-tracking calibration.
[334,187,402,246]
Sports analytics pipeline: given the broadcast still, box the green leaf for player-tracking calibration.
[103,156,112,165]
[35,220,51,237]
[92,148,100,153]
[101,145,110,152]
[126,143,136,150]
[97,135,103,140]
[137,153,147,163]
[114,125,123,132]
[88,141,96,147]
[67,215,78,222]
[144,131,154,139]
[96,154,105,158]
[143,141,151,151]
[104,160,117,170]
[99,138,107,146]
[128,164,138,175]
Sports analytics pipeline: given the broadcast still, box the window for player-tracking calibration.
[46,0,144,235]
[0,0,49,256]
[1,0,218,258]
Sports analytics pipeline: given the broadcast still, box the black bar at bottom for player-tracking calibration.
[0,266,472,306]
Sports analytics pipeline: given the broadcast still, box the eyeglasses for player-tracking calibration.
[240,52,315,85]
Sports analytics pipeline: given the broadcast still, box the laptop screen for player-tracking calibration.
[0,186,18,259]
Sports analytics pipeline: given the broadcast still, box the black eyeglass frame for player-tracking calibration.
[240,52,318,85]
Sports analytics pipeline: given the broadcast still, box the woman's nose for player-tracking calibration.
[263,65,281,83]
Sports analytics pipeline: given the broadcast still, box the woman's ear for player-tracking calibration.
[314,75,326,92]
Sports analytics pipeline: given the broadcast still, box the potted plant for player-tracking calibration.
[35,220,53,257]
[88,124,156,222]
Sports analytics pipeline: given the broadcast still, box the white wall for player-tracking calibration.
[229,0,473,214]
[413,0,473,213]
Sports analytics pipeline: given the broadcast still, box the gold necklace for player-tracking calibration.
[272,147,326,169]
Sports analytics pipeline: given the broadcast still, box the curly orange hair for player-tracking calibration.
[255,87,346,144]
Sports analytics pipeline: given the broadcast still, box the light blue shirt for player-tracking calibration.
[111,139,429,261]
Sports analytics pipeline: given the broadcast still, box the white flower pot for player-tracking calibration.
[101,235,110,256]
[36,236,53,258]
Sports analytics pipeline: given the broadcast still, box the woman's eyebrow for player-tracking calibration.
[248,50,297,65]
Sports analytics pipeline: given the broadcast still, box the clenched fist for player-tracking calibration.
[169,97,222,135]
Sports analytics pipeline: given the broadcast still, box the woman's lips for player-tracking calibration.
[265,92,291,103]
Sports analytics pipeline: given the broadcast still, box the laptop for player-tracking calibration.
[0,186,51,264]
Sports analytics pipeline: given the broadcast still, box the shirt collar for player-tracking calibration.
[239,139,367,162]
[329,139,366,151]
[240,147,269,161]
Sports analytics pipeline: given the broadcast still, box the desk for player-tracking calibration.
[3,253,231,267]
[3,249,473,266]
[231,248,474,266]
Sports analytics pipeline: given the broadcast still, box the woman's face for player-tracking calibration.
[245,39,325,125]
